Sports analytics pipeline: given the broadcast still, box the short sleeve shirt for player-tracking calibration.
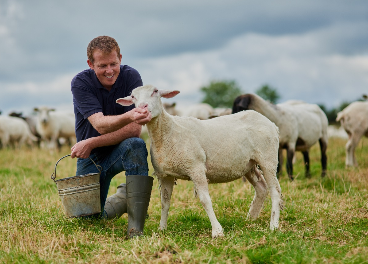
[71,65,143,153]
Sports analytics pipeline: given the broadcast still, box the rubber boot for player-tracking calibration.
[126,175,154,238]
[103,183,127,219]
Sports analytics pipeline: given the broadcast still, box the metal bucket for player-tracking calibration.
[51,154,102,218]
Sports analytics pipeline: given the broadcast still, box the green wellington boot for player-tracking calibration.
[103,183,127,219]
[126,175,154,238]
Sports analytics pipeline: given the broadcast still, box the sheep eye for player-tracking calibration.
[131,95,135,99]
[152,89,158,95]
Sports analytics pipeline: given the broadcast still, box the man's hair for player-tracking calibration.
[87,36,121,63]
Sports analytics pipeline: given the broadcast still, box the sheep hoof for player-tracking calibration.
[288,175,294,181]
[321,171,326,178]
[212,228,224,238]
[305,172,311,178]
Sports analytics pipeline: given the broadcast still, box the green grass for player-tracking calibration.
[1,137,368,263]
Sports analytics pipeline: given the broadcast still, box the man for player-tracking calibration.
[70,36,153,237]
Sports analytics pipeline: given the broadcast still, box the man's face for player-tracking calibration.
[87,49,122,90]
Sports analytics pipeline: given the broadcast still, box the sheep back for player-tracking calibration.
[151,110,279,183]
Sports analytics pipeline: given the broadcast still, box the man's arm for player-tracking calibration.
[88,107,151,135]
[71,122,143,159]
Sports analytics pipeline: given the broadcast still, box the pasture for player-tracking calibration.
[0,137,368,263]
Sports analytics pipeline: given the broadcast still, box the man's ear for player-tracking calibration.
[116,97,134,106]
[87,59,94,70]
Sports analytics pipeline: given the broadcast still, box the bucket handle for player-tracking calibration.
[51,154,102,182]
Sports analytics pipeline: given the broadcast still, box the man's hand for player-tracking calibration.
[130,107,152,125]
[71,139,94,159]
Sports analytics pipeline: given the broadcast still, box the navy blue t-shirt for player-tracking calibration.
[71,65,143,154]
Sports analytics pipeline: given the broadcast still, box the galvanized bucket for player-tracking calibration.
[51,154,102,218]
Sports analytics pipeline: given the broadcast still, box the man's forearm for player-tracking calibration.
[88,108,151,135]
[88,122,142,149]
[89,112,133,135]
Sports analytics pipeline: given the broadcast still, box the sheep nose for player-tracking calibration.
[138,103,148,109]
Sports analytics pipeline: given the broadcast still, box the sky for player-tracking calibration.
[1,0,368,115]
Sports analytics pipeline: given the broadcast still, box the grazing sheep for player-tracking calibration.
[0,116,38,148]
[182,103,214,120]
[34,106,76,150]
[232,94,328,180]
[117,85,283,238]
[327,125,348,139]
[209,108,232,118]
[9,111,42,147]
[8,111,24,119]
[163,102,181,116]
[336,101,368,167]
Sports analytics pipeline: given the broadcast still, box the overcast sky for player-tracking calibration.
[1,0,367,115]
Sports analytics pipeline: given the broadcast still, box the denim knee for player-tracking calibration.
[121,137,149,176]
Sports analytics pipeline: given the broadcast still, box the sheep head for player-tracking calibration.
[34,106,55,124]
[116,85,180,118]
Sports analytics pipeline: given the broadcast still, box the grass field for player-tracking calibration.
[0,136,368,263]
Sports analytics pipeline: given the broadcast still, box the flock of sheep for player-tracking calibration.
[159,93,368,171]
[0,85,367,238]
[0,107,75,150]
[117,84,368,237]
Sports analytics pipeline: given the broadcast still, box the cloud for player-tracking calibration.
[0,74,75,115]
[136,22,368,108]
[0,0,367,114]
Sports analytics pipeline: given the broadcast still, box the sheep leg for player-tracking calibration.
[319,138,327,177]
[159,176,175,231]
[192,175,224,238]
[17,135,27,149]
[277,148,283,176]
[345,132,362,167]
[1,133,9,148]
[50,134,59,150]
[259,166,283,230]
[286,147,295,181]
[245,165,268,220]
[302,151,310,178]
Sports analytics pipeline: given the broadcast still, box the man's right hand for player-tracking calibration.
[71,139,94,159]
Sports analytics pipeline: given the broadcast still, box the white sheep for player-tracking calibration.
[233,94,328,180]
[162,102,181,116]
[9,111,42,147]
[210,107,232,118]
[34,106,76,150]
[0,116,38,148]
[181,103,214,120]
[336,101,368,166]
[117,84,283,238]
[141,102,182,137]
[327,125,348,139]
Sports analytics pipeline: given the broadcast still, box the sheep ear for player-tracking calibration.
[116,97,134,106]
[159,90,180,99]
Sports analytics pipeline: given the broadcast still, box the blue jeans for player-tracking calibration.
[76,137,149,211]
